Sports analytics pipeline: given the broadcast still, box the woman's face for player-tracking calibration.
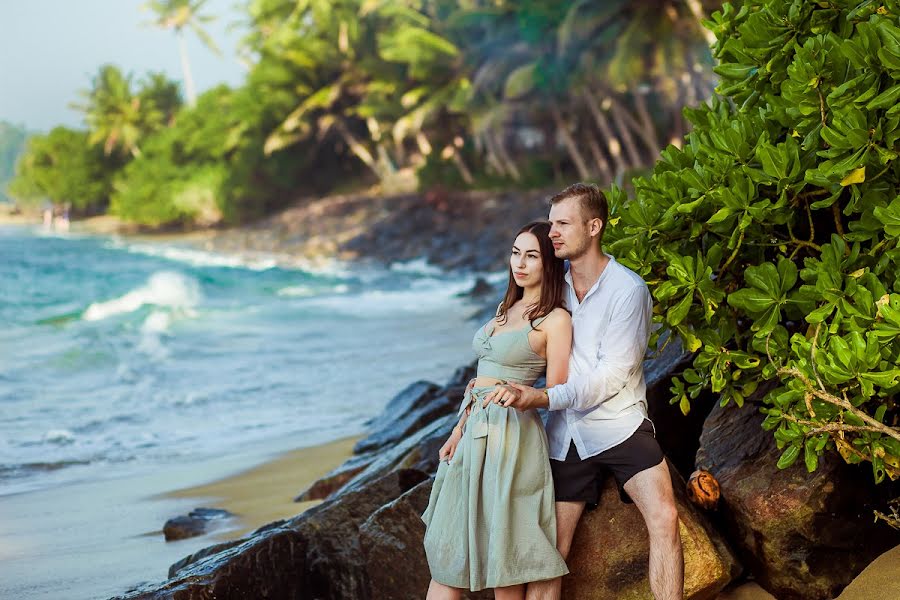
[510,232,543,288]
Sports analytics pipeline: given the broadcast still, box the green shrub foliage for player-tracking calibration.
[605,0,900,482]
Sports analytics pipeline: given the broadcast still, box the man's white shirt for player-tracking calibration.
[545,254,653,461]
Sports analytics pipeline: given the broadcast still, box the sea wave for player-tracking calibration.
[82,271,201,322]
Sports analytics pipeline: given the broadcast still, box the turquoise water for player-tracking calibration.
[0,226,483,496]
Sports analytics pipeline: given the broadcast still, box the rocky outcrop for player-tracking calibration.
[297,364,475,502]
[696,400,900,600]
[114,469,430,600]
[358,479,493,600]
[563,461,741,600]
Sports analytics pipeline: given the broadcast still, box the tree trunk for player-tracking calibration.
[177,30,197,106]
[684,0,717,48]
[481,133,507,178]
[550,102,592,181]
[492,130,522,182]
[579,92,627,176]
[632,91,663,154]
[608,101,645,168]
[334,120,383,180]
[585,132,614,184]
[449,149,474,185]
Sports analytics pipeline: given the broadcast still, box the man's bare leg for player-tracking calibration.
[623,459,684,600]
[525,500,585,600]
[426,580,462,600]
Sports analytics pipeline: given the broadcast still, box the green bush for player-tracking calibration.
[605,0,900,483]
[8,127,112,213]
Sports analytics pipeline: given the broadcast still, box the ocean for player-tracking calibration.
[0,225,491,497]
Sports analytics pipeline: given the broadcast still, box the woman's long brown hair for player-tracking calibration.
[496,221,567,327]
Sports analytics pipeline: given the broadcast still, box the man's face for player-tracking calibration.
[548,197,597,260]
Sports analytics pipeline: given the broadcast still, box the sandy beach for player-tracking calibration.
[165,436,360,541]
[0,435,358,600]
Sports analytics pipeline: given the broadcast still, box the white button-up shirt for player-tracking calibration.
[546,254,653,461]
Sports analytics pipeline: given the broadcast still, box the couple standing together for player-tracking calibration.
[421,183,684,600]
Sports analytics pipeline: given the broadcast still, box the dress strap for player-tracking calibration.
[530,313,550,329]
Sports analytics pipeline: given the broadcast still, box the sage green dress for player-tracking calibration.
[421,316,569,591]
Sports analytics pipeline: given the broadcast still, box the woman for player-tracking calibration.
[422,221,572,599]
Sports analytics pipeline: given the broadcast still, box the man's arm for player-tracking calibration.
[547,284,652,412]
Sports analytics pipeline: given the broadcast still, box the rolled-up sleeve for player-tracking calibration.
[548,284,652,412]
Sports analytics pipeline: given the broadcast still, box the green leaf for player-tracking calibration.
[777,444,801,469]
[840,167,866,186]
[668,293,693,326]
[503,63,537,99]
[805,438,819,472]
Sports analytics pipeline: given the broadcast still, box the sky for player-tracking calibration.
[0,0,248,132]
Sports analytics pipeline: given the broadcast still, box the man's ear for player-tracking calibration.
[590,218,603,237]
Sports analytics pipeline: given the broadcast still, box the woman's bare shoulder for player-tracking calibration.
[543,307,572,330]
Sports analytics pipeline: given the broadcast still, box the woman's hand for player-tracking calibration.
[438,426,463,462]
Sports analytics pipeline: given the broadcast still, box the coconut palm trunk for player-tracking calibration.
[177,29,197,106]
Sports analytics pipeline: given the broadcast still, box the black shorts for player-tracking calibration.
[550,419,664,508]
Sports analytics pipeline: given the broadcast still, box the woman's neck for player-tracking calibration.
[520,286,541,307]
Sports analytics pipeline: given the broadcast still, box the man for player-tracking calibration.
[484,183,684,600]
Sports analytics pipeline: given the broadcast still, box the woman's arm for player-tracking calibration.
[543,308,572,388]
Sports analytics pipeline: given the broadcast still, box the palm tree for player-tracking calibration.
[142,0,221,106]
[71,66,180,158]
[72,65,148,157]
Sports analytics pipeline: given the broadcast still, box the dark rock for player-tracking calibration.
[300,366,475,504]
[294,450,377,502]
[340,415,457,497]
[113,469,429,600]
[358,478,492,600]
[563,461,741,599]
[696,400,900,600]
[355,381,447,454]
[644,334,711,478]
[162,508,235,541]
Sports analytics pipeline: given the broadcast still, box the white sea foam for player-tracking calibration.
[104,238,360,279]
[83,271,201,322]
[276,283,350,297]
[301,276,478,315]
[389,257,444,277]
[105,239,279,271]
[43,429,75,444]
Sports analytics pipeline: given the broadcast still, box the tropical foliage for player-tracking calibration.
[143,0,221,106]
[7,127,112,212]
[8,0,718,225]
[605,0,900,485]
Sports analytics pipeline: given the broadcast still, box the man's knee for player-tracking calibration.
[645,497,679,537]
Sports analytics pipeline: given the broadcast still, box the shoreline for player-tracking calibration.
[0,434,359,600]
[162,435,361,542]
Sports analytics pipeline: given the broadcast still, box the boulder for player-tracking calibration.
[113,469,429,600]
[297,364,475,504]
[355,381,445,454]
[294,450,377,502]
[339,414,457,497]
[162,508,235,541]
[563,461,741,600]
[359,479,493,600]
[696,400,900,600]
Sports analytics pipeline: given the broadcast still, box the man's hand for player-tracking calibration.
[483,382,550,410]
